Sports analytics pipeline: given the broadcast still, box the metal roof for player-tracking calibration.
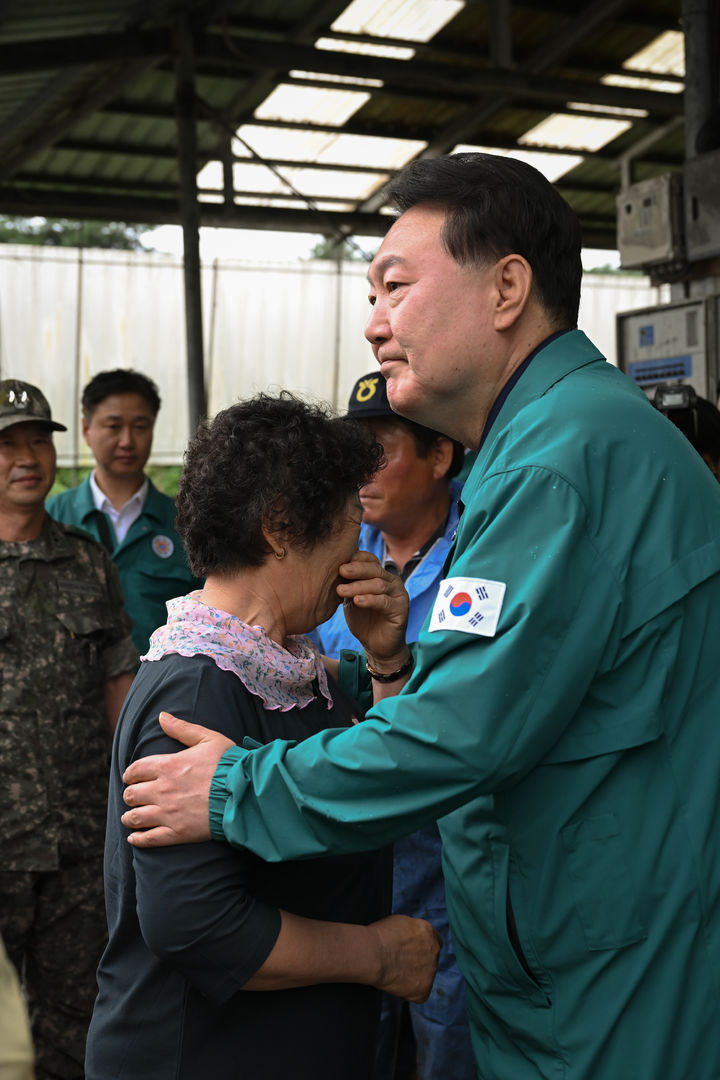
[0,0,685,250]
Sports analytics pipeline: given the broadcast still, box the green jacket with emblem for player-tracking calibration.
[48,476,201,654]
[208,331,720,1078]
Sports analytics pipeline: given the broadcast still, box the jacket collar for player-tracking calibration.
[0,513,75,561]
[77,473,164,524]
[141,478,169,523]
[472,329,605,478]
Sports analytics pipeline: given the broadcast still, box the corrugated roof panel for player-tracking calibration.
[233,124,425,170]
[315,36,413,60]
[254,84,371,126]
[290,67,384,88]
[200,158,388,203]
[623,29,685,76]
[520,113,633,154]
[0,0,687,250]
[329,0,464,45]
[0,0,133,42]
[278,165,388,200]
[453,142,584,184]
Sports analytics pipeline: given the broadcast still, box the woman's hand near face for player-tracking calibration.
[337,550,409,667]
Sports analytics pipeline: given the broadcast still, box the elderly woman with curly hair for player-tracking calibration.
[86,394,438,1080]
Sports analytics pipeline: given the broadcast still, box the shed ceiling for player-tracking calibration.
[0,0,685,250]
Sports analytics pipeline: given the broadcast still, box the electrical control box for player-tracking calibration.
[616,295,720,402]
[684,150,720,262]
[616,174,685,270]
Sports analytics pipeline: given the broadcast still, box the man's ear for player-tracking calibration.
[431,436,455,480]
[492,254,533,331]
[81,416,91,445]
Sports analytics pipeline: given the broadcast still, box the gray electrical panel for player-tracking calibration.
[616,294,720,401]
[684,149,720,262]
[616,174,685,269]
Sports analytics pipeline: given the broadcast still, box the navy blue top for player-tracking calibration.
[86,653,392,1080]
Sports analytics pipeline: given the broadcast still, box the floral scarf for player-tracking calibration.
[142,591,333,712]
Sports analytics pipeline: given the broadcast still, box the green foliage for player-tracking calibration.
[146,465,183,497]
[584,263,643,276]
[309,237,373,262]
[50,465,183,500]
[50,467,92,499]
[0,216,150,250]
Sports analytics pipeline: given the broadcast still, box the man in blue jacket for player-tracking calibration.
[48,369,201,653]
[122,153,720,1079]
[313,372,473,1080]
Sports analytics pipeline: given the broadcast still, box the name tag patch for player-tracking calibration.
[429,577,506,638]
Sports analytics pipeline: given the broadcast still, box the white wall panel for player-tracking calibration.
[207,260,340,409]
[578,273,670,366]
[0,244,669,466]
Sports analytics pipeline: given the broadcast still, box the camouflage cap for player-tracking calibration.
[0,379,67,434]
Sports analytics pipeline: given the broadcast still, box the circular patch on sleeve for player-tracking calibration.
[449,591,472,616]
[151,534,175,559]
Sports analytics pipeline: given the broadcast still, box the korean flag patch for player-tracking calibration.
[429,577,506,638]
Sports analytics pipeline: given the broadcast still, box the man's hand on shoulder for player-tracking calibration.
[121,712,235,847]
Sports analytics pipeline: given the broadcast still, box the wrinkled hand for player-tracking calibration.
[121,712,235,847]
[337,550,409,664]
[370,914,441,1003]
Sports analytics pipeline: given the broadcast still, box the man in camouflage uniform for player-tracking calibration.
[0,380,137,1080]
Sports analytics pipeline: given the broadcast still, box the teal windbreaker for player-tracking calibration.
[210,331,720,1078]
[48,477,201,653]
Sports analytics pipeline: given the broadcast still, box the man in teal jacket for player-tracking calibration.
[122,154,720,1079]
[48,369,201,653]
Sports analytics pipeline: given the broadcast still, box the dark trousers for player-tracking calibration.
[0,854,107,1080]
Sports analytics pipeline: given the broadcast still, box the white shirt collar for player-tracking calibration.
[89,472,149,543]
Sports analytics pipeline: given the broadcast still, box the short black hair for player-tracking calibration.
[176,392,383,576]
[82,369,161,418]
[387,152,583,329]
[384,415,465,479]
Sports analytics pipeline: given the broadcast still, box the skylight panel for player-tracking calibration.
[254,84,371,126]
[198,159,389,204]
[602,72,683,95]
[277,166,389,201]
[316,132,427,169]
[623,30,684,76]
[519,113,632,153]
[315,37,414,61]
[567,101,648,120]
[233,127,342,164]
[291,68,384,88]
[318,0,464,60]
[196,161,223,190]
[197,161,286,195]
[232,126,425,171]
[602,30,684,95]
[231,196,359,213]
[452,144,583,184]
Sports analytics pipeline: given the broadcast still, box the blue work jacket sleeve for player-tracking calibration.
[209,465,622,860]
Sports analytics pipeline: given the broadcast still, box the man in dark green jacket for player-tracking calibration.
[48,369,201,653]
[121,154,720,1079]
